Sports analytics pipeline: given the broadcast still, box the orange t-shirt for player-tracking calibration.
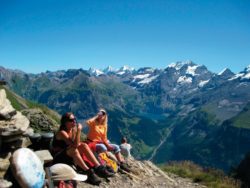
[86,119,108,142]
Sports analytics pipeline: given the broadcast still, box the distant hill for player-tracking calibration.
[1,62,250,172]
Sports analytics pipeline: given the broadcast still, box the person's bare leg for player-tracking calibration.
[115,152,124,163]
[67,148,89,170]
[78,143,100,166]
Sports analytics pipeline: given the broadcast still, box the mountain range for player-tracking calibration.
[1,60,250,172]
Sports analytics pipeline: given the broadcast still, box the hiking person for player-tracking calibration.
[86,109,130,172]
[120,137,132,158]
[52,112,113,185]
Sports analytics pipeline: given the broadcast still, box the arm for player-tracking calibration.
[86,116,98,127]
[102,125,113,151]
[58,131,74,146]
[58,124,81,148]
[74,123,82,147]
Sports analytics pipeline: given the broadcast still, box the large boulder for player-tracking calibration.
[21,108,59,132]
[11,148,45,188]
[0,89,30,148]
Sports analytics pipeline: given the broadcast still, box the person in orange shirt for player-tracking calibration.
[86,109,130,172]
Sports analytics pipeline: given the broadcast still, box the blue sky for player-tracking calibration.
[0,0,250,74]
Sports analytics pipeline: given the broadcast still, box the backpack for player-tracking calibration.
[98,152,118,173]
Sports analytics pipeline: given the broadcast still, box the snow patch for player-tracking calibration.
[138,75,158,85]
[228,73,244,81]
[186,65,199,76]
[116,65,135,75]
[119,65,134,72]
[133,74,151,80]
[198,80,210,87]
[177,76,192,84]
[218,68,227,76]
[242,72,250,79]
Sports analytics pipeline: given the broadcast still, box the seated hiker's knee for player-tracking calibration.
[111,144,121,153]
[67,147,79,157]
[96,143,108,152]
[80,142,89,149]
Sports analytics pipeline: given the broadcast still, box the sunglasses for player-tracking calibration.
[68,118,76,122]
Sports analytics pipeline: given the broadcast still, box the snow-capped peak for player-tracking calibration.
[246,65,250,72]
[217,68,234,78]
[88,68,104,76]
[119,65,135,72]
[103,66,116,73]
[167,60,194,70]
[228,65,250,81]
[116,65,135,75]
[242,65,250,79]
[218,68,228,76]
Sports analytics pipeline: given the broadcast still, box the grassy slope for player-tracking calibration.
[230,103,250,129]
[160,161,240,188]
[0,85,60,123]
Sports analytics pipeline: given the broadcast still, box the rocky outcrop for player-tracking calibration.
[21,108,59,132]
[0,89,31,187]
[77,158,206,188]
[0,89,59,187]
[75,159,205,188]
[0,89,30,151]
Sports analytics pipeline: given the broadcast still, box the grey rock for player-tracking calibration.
[0,179,12,188]
[35,150,53,164]
[76,158,206,188]
[21,108,59,132]
[0,152,11,179]
[0,112,29,136]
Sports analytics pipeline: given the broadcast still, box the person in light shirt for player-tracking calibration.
[120,137,132,158]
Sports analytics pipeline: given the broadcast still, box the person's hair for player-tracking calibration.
[97,108,108,125]
[121,137,127,144]
[59,112,73,131]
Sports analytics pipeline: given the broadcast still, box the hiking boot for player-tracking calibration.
[86,168,102,185]
[106,165,115,174]
[119,162,131,172]
[95,165,115,178]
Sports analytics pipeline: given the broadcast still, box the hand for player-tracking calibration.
[77,123,82,131]
[71,143,79,148]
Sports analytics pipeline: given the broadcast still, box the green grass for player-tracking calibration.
[231,104,250,129]
[160,161,241,188]
[26,100,60,123]
[132,140,155,159]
